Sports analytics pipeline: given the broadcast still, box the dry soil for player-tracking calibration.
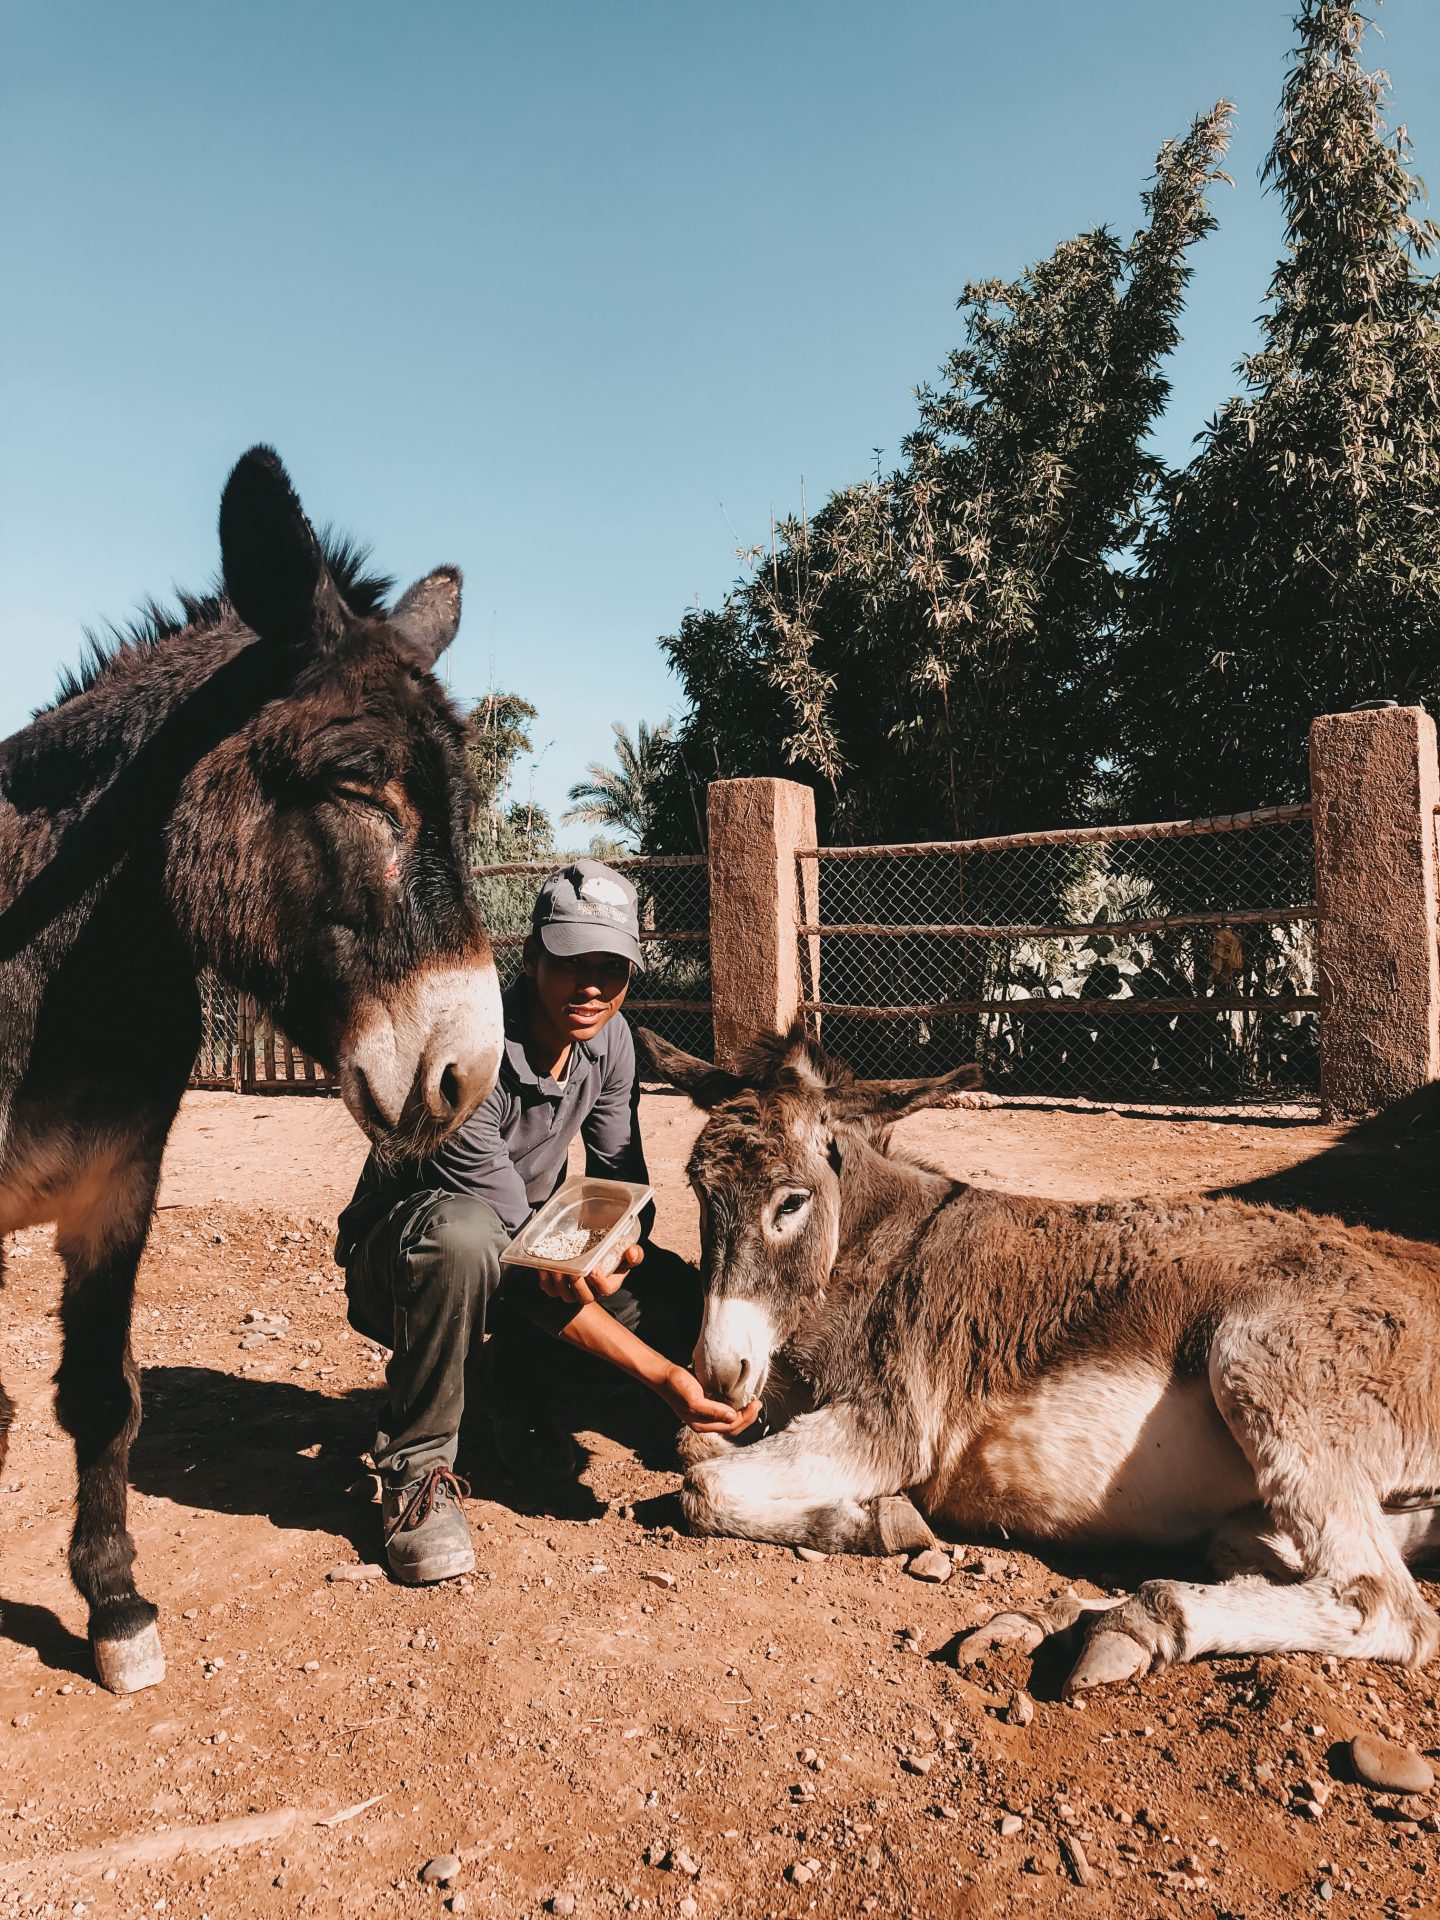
[2,1087,1439,1920]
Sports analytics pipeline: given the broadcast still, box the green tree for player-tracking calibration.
[466,687,552,864]
[651,105,1233,848]
[1113,0,1440,818]
[563,718,674,849]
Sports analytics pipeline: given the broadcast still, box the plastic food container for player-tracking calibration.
[500,1175,653,1278]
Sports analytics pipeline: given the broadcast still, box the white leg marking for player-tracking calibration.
[687,1407,902,1549]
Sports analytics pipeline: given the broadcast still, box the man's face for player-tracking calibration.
[528,943,632,1046]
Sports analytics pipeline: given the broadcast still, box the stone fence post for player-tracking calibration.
[707,778,818,1069]
[1310,704,1440,1117]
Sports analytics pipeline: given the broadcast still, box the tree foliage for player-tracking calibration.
[651,2,1440,845]
[650,106,1234,848]
[563,717,674,849]
[466,687,552,864]
[1112,0,1440,816]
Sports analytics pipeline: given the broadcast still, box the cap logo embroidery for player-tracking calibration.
[576,874,631,921]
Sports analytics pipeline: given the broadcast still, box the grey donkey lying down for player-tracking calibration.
[638,1024,1440,1697]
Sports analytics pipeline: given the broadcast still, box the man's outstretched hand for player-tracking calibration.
[537,1241,644,1305]
[659,1365,761,1436]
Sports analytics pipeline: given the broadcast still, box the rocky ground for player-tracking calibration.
[2,1086,1438,1919]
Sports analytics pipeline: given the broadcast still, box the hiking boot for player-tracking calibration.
[382,1465,475,1584]
[489,1400,581,1481]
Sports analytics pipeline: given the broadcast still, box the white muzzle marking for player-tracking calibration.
[694,1296,777,1410]
[341,960,503,1137]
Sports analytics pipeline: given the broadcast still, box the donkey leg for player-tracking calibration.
[0,1245,12,1478]
[0,1370,15,1479]
[1064,1326,1440,1696]
[54,1151,166,1694]
[681,1406,929,1554]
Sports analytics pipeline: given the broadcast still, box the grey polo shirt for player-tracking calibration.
[335,980,650,1262]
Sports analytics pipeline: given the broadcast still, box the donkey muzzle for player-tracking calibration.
[341,959,503,1144]
[694,1295,777,1409]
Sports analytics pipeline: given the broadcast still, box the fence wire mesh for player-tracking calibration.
[472,855,714,1063]
[800,807,1318,1103]
[191,976,336,1092]
[192,974,247,1088]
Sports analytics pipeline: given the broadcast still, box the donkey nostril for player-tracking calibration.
[438,1062,464,1113]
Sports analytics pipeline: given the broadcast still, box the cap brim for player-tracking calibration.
[538,921,644,968]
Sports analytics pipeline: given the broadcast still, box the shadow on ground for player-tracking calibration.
[1218,1083,1440,1243]
[130,1361,687,1543]
[0,1596,91,1681]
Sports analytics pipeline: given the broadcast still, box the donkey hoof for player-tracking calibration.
[1063,1629,1149,1697]
[949,1610,1048,1667]
[872,1494,936,1556]
[93,1622,166,1694]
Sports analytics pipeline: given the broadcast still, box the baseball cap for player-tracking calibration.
[532,859,644,967]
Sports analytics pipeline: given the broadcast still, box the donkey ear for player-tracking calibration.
[635,1027,745,1109]
[830,1061,983,1127]
[391,565,463,666]
[775,1019,827,1092]
[219,446,346,654]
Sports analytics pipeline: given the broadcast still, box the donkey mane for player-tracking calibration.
[43,529,394,715]
[728,1024,856,1095]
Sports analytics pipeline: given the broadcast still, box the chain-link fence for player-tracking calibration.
[191,974,248,1089]
[472,855,713,1063]
[191,977,337,1092]
[798,806,1319,1103]
[190,856,713,1091]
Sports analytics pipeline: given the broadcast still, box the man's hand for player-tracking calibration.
[537,1241,643,1306]
[658,1364,761,1436]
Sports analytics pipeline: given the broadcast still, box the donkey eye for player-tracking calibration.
[333,780,402,828]
[775,1191,810,1219]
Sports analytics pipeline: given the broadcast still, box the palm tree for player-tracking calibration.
[563,719,674,849]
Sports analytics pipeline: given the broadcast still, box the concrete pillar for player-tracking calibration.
[707,778,818,1068]
[1310,704,1440,1117]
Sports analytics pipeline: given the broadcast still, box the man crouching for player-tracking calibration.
[334,859,757,1583]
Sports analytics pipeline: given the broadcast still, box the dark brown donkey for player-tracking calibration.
[0,447,503,1693]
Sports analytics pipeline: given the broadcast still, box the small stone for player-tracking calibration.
[1351,1733,1434,1795]
[999,1814,1024,1838]
[1059,1833,1095,1888]
[640,1570,677,1591]
[786,1861,818,1886]
[678,1901,698,1920]
[420,1855,461,1886]
[549,1895,576,1917]
[665,1848,700,1877]
[1005,1689,1036,1728]
[449,1896,468,1916]
[900,1752,933,1776]
[327,1563,385,1583]
[907,1548,952,1584]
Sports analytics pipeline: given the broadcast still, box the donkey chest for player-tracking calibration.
[0,1109,152,1242]
[933,1363,1257,1546]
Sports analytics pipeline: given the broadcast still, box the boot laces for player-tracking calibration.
[385,1464,471,1540]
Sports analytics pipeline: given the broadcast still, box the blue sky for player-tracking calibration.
[4,1,1439,834]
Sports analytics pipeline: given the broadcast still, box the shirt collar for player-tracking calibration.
[500,977,601,1094]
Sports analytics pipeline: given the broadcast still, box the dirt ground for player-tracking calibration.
[3,1087,1440,1920]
